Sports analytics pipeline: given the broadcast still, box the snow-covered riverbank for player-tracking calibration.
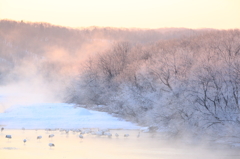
[0,103,141,129]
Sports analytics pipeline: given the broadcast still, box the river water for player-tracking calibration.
[1,129,239,159]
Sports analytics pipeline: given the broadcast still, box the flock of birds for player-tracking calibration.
[1,127,141,148]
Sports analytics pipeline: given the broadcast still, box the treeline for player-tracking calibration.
[68,29,240,140]
[0,20,199,84]
[0,20,202,100]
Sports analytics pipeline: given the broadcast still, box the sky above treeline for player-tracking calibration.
[0,0,240,29]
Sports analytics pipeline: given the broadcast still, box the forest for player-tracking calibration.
[1,20,240,141]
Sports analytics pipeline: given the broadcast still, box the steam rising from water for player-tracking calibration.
[0,25,112,112]
[0,129,239,159]
[0,82,57,112]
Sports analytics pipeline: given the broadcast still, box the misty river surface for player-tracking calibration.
[0,102,240,158]
[1,129,240,159]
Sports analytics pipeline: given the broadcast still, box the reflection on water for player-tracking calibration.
[0,129,239,159]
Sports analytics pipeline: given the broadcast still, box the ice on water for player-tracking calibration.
[0,103,140,129]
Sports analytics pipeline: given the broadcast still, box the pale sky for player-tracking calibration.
[0,0,240,29]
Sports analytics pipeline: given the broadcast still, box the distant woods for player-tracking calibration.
[0,20,198,83]
[1,20,240,139]
[69,29,240,139]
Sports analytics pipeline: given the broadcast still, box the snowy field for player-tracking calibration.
[0,103,140,130]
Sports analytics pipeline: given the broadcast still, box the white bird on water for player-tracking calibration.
[6,135,12,141]
[49,134,54,138]
[79,134,83,139]
[80,131,85,135]
[49,143,55,148]
[23,139,27,144]
[95,130,104,136]
[104,132,112,138]
[6,135,11,138]
[37,136,42,140]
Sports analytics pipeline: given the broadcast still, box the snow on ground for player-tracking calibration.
[0,103,141,129]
